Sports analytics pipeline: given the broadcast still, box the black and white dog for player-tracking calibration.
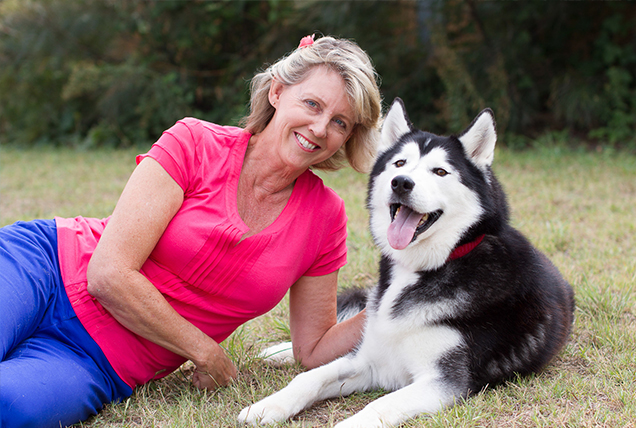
[239,98,575,427]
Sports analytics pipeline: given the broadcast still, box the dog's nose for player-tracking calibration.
[391,175,415,195]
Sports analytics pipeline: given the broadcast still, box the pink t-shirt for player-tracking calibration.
[57,118,348,388]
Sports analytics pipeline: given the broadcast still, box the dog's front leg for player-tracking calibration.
[238,355,370,426]
[335,376,455,428]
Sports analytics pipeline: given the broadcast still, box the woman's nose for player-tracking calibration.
[309,116,329,139]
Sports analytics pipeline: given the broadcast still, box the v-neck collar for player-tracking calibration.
[225,131,306,241]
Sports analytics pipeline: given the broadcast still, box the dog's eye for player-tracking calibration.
[433,168,448,177]
[394,160,406,168]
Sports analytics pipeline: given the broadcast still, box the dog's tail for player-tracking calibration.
[336,287,369,322]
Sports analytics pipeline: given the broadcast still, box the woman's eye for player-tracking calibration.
[394,159,406,168]
[433,168,449,177]
[306,100,318,109]
[333,118,346,128]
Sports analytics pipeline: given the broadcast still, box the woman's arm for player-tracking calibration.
[288,271,366,369]
[86,157,236,389]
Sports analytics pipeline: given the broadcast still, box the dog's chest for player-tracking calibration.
[358,264,463,389]
[374,265,420,320]
[374,263,464,324]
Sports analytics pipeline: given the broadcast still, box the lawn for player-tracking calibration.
[1,144,634,427]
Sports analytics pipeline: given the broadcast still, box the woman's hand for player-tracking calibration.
[191,343,238,390]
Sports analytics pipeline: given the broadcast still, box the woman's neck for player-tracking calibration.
[241,134,303,200]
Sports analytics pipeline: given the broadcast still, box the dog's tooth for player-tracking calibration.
[418,213,429,226]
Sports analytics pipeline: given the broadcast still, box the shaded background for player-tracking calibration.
[1,0,635,150]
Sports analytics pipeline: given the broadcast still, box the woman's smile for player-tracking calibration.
[295,132,320,152]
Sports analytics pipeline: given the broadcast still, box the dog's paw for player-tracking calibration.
[334,411,385,428]
[238,400,292,426]
[259,342,295,367]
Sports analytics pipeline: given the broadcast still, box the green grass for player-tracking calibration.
[1,145,635,427]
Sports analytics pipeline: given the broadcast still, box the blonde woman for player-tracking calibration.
[0,34,382,427]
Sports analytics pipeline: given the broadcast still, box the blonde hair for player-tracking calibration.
[240,35,382,173]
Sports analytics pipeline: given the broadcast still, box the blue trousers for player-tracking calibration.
[0,220,132,428]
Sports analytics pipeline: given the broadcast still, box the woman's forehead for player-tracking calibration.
[293,67,356,120]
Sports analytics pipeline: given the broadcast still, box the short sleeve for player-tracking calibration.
[304,196,348,276]
[136,118,202,193]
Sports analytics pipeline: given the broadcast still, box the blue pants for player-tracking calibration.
[0,220,132,428]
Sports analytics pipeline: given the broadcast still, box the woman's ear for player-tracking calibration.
[268,78,284,108]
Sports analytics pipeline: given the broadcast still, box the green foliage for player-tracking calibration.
[0,0,122,145]
[0,0,296,147]
[547,8,636,147]
[1,0,635,149]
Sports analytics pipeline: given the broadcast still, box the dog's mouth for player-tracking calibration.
[387,204,442,250]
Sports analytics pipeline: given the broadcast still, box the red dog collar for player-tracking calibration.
[449,234,485,261]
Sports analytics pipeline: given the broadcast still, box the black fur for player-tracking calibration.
[336,287,368,323]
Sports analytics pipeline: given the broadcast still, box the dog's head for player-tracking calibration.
[367,98,504,270]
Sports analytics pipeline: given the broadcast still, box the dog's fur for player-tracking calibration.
[239,99,575,427]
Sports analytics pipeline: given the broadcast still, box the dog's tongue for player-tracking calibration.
[387,206,422,250]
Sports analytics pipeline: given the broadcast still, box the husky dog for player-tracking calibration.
[239,99,574,428]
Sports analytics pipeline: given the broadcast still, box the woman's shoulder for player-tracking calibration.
[158,118,250,166]
[173,118,248,145]
[298,169,345,212]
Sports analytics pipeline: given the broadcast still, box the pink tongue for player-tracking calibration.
[387,206,423,250]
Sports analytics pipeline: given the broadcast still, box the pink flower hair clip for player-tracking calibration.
[298,34,315,49]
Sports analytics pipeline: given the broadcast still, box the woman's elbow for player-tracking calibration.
[86,257,120,300]
[299,359,320,370]
[294,350,327,370]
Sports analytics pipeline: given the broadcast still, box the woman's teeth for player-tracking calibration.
[296,133,319,151]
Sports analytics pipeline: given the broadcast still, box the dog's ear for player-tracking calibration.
[458,108,497,170]
[379,98,412,154]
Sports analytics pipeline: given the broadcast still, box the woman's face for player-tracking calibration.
[266,66,355,171]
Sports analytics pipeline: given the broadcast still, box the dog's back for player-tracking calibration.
[435,224,574,393]
[338,221,574,398]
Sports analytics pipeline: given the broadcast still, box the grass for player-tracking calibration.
[1,144,635,427]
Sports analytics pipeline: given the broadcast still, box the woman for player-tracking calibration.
[0,34,382,427]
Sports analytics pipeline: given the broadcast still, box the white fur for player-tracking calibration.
[239,274,464,427]
[259,342,295,367]
[378,98,412,154]
[239,264,465,427]
[368,143,483,271]
[458,109,497,171]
